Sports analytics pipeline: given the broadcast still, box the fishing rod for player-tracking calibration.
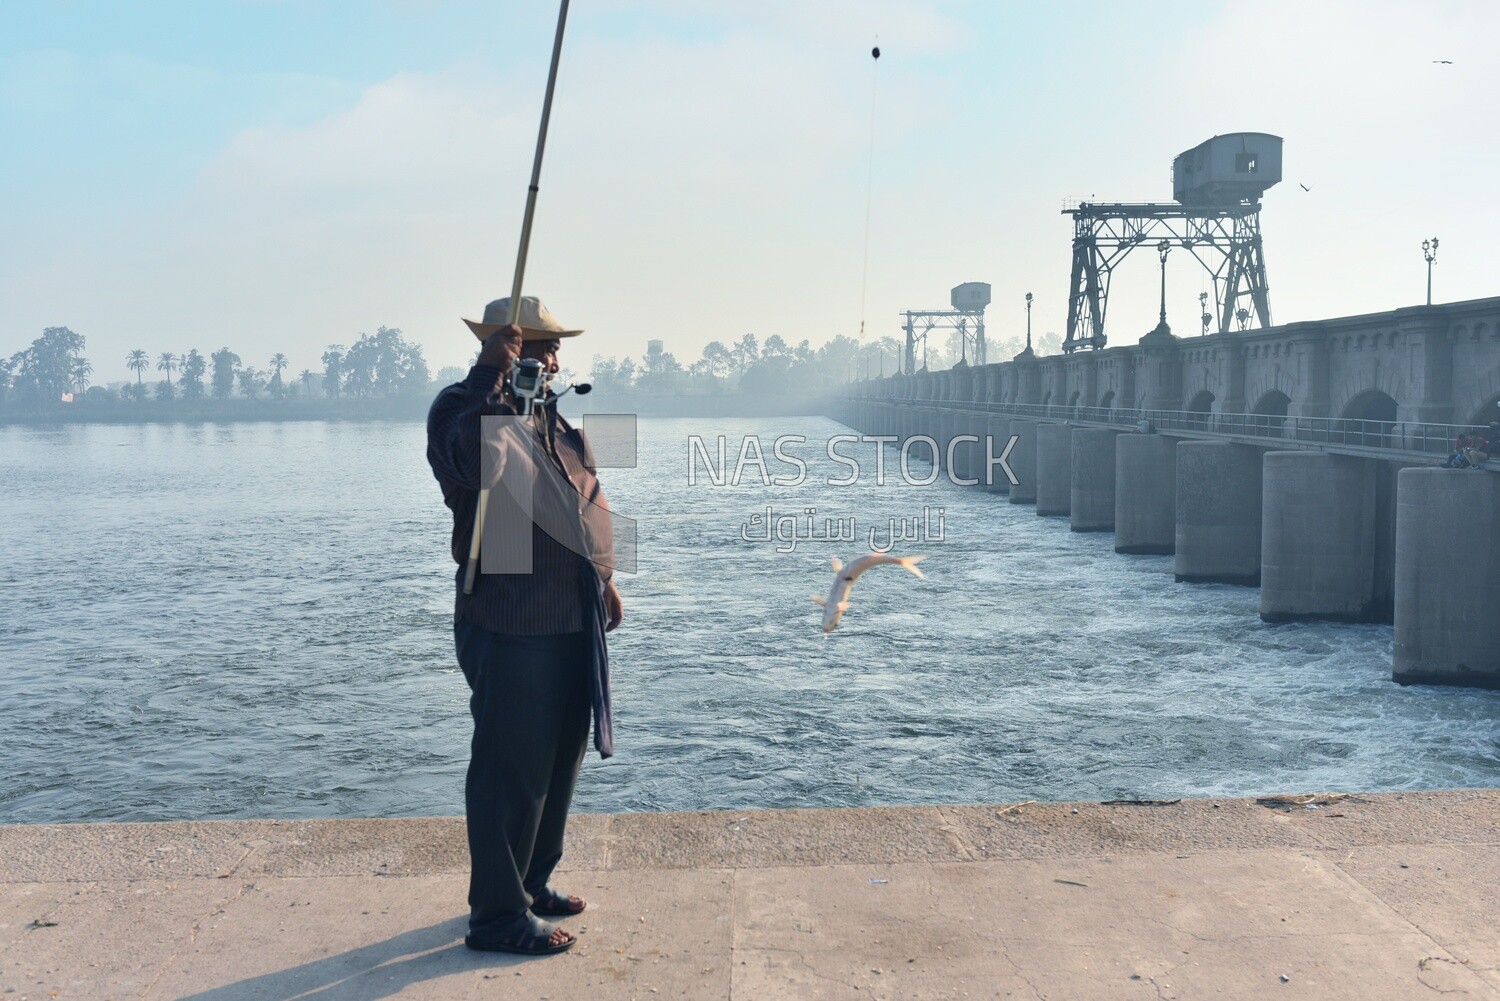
[463,0,571,596]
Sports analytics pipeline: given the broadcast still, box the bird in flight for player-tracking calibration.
[1299,183,1311,192]
[1433,59,1453,64]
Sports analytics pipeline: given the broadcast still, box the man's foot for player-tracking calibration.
[529,885,587,917]
[466,916,576,955]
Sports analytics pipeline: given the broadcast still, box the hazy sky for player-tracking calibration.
[3,1,1495,382]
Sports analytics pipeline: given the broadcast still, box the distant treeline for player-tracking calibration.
[589,333,905,397]
[1,326,439,417]
[588,327,1065,397]
[3,321,1067,420]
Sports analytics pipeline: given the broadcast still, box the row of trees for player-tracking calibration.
[587,326,1062,396]
[589,333,887,398]
[4,322,1062,410]
[2,326,430,409]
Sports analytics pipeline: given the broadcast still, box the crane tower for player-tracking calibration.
[1062,133,1281,352]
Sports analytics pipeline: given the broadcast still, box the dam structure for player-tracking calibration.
[836,294,1500,691]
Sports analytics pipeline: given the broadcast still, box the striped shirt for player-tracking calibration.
[426,364,616,636]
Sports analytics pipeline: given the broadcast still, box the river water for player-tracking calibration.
[1,416,1496,824]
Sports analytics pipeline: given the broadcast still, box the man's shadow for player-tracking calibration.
[176,916,539,1001]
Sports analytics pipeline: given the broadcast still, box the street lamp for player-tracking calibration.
[1025,292,1034,351]
[1423,237,1439,306]
[1156,239,1171,328]
[1199,291,1211,335]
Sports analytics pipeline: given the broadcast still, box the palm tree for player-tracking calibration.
[299,369,314,397]
[71,358,93,394]
[268,353,288,399]
[125,350,149,401]
[156,352,177,388]
[126,349,149,386]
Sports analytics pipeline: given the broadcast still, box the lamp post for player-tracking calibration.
[1156,240,1171,328]
[1024,292,1033,352]
[1423,237,1439,306]
[1199,291,1211,335]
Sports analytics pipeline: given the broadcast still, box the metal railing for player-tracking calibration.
[850,398,1491,458]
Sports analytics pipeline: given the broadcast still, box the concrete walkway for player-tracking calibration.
[3,790,1497,1000]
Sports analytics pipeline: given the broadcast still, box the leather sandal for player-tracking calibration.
[529,886,587,917]
[466,914,576,955]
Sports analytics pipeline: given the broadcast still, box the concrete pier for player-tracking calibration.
[937,409,959,475]
[952,412,985,484]
[1070,427,1119,533]
[913,408,942,470]
[5,792,1498,1000]
[1393,469,1500,689]
[873,403,887,438]
[1035,423,1073,516]
[1007,419,1040,505]
[1115,433,1177,553]
[1261,452,1380,622]
[1371,459,1403,623]
[984,415,1011,493]
[1175,441,1265,585]
[898,406,922,452]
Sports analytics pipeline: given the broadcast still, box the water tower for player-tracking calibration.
[899,282,991,372]
[1062,133,1281,351]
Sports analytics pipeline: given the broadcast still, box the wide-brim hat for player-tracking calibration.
[463,296,583,341]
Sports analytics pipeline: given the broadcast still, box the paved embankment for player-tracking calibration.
[3,790,1498,999]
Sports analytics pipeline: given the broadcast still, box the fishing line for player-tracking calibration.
[858,41,880,342]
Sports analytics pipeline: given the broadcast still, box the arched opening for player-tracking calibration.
[1067,389,1081,417]
[1253,390,1291,438]
[1041,390,1052,413]
[1341,390,1398,448]
[1099,389,1116,411]
[1186,390,1214,430]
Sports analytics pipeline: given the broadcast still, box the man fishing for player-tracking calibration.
[427,295,623,956]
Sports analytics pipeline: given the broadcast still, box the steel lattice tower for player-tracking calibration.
[1062,133,1281,352]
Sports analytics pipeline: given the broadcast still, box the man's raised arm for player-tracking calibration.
[426,326,524,490]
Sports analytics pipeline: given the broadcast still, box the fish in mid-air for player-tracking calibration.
[811,554,925,633]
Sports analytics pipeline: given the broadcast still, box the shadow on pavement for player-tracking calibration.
[175,916,541,1000]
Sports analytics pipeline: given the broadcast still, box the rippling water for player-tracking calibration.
[1,416,1496,824]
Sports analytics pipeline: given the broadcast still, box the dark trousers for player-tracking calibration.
[454,623,591,941]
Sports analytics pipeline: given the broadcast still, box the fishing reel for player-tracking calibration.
[510,357,547,416]
[509,357,592,415]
